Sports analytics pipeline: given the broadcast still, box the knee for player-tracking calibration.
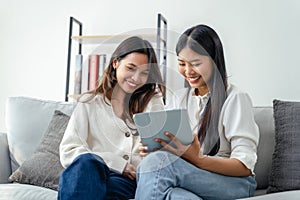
[166,188,202,200]
[66,153,107,172]
[75,153,103,162]
[137,151,177,174]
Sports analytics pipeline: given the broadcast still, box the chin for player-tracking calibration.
[125,88,137,94]
[188,83,199,88]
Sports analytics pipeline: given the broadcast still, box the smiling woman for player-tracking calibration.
[58,36,165,200]
[177,49,213,96]
[135,24,259,200]
[113,52,150,96]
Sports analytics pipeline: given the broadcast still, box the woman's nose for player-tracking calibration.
[131,72,139,82]
[185,64,195,75]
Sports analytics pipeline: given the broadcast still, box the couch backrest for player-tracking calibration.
[5,96,75,172]
[252,106,275,189]
[5,97,275,189]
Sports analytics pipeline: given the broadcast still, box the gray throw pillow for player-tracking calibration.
[267,99,300,193]
[9,110,70,190]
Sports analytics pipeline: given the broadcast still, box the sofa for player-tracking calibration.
[0,96,299,200]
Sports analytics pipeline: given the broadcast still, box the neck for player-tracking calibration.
[111,85,127,118]
[195,86,209,96]
[111,84,126,101]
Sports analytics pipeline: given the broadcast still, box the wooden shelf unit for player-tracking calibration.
[65,14,167,102]
[71,34,157,44]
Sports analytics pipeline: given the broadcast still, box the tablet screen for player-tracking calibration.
[133,109,193,152]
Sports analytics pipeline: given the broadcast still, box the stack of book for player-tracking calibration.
[69,53,107,100]
[88,54,106,90]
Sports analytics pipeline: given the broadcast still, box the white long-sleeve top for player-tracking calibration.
[166,84,259,172]
[60,93,164,174]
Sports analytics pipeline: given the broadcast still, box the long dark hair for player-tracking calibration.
[176,25,227,155]
[83,36,165,122]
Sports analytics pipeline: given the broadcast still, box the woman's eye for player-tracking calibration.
[178,63,185,67]
[127,66,135,71]
[193,63,201,67]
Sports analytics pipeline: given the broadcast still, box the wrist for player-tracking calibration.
[195,154,208,168]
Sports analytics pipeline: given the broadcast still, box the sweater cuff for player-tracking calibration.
[97,153,128,174]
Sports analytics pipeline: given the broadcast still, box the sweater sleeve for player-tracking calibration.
[59,102,91,168]
[95,152,127,173]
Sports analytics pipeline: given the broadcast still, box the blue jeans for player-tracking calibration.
[58,153,136,200]
[135,151,257,200]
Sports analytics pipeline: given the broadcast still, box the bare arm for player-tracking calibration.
[156,132,251,177]
[194,156,251,177]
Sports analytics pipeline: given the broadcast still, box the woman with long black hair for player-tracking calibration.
[136,25,259,200]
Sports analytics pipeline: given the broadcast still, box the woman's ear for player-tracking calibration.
[112,59,118,69]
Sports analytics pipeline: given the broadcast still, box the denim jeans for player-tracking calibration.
[58,153,136,200]
[135,151,257,200]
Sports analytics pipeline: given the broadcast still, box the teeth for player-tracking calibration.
[188,76,200,81]
[127,81,137,87]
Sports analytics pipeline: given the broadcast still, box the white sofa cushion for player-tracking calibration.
[0,183,57,200]
[252,107,275,189]
[5,96,74,172]
[0,132,11,183]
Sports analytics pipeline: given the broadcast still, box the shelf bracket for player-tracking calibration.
[157,13,168,102]
[157,13,167,86]
[65,17,82,101]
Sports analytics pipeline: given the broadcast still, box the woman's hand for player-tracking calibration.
[155,132,205,165]
[138,140,150,158]
[122,163,136,180]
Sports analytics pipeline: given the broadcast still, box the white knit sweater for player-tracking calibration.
[60,93,164,173]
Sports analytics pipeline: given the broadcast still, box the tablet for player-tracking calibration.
[133,109,194,152]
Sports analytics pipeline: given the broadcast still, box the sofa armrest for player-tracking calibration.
[0,132,12,183]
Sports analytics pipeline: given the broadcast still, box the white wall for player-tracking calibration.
[1,0,300,132]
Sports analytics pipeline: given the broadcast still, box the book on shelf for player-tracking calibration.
[88,54,106,90]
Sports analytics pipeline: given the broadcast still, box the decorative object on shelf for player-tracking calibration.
[98,54,107,82]
[74,54,83,95]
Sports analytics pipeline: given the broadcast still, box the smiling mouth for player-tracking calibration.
[127,80,137,87]
[187,76,201,82]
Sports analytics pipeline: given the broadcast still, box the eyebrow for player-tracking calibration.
[127,62,138,67]
[127,63,150,72]
[178,58,202,63]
